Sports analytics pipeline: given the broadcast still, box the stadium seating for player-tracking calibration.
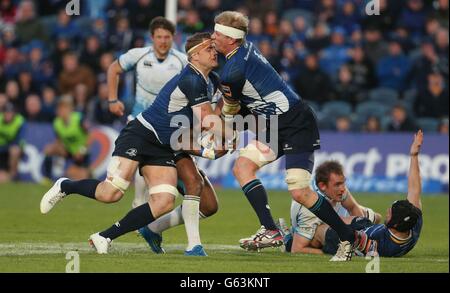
[368,87,400,107]
[416,117,440,132]
[355,101,390,127]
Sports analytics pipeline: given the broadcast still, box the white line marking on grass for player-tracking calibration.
[0,243,242,256]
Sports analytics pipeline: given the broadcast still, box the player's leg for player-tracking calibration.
[40,122,144,213]
[198,169,219,217]
[141,158,218,254]
[233,140,283,250]
[132,172,148,208]
[142,155,206,254]
[42,140,68,180]
[8,145,21,180]
[0,151,11,183]
[90,165,178,254]
[282,102,359,261]
[40,156,138,214]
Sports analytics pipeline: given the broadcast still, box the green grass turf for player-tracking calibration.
[0,182,448,273]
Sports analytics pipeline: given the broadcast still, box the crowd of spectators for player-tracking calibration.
[1,0,449,133]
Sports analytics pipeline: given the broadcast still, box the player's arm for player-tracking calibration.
[107,60,125,116]
[291,234,324,255]
[342,189,365,217]
[192,102,234,142]
[407,130,423,210]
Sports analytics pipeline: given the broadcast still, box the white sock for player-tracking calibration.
[182,195,201,250]
[148,205,183,234]
[147,205,208,235]
[132,173,148,209]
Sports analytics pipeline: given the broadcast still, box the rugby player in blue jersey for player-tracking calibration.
[40,33,232,256]
[211,11,366,261]
[106,18,221,254]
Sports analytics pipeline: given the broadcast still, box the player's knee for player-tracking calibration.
[286,169,311,191]
[183,174,204,196]
[200,199,219,217]
[233,157,257,179]
[150,193,176,217]
[149,184,179,216]
[96,186,123,203]
[105,157,131,195]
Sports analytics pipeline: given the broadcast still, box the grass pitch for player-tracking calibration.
[0,182,448,273]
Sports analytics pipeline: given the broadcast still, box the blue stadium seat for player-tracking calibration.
[368,88,399,106]
[321,101,352,120]
[416,118,439,132]
[282,9,314,27]
[355,101,390,126]
[403,89,417,104]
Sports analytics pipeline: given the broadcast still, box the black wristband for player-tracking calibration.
[108,99,119,104]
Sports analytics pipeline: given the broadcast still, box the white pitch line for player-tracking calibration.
[0,243,242,256]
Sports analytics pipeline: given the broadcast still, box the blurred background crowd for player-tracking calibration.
[0,0,449,133]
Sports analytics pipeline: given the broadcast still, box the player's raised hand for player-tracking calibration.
[410,130,424,156]
[109,100,125,117]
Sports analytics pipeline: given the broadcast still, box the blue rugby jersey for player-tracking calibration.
[220,42,301,117]
[139,64,220,146]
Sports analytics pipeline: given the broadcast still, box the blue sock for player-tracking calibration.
[100,203,155,240]
[242,179,278,231]
[61,179,100,199]
[309,195,355,243]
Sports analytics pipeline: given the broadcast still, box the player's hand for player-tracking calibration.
[109,100,125,117]
[410,130,423,156]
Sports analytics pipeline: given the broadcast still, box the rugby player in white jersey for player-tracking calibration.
[278,160,381,255]
[107,17,187,210]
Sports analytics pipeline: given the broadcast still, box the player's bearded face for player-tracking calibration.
[152,28,173,56]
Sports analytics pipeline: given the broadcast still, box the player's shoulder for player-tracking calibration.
[124,46,153,57]
[209,71,220,83]
[168,48,188,63]
[178,65,204,90]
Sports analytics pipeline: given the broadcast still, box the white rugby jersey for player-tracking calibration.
[119,46,188,116]
[290,178,350,240]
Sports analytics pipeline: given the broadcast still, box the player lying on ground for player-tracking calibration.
[40,33,234,256]
[211,11,364,261]
[286,131,424,257]
[278,160,381,255]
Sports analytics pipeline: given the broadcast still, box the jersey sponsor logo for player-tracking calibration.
[283,144,293,151]
[166,160,176,167]
[195,95,208,102]
[143,61,153,67]
[126,148,138,157]
[253,50,269,64]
